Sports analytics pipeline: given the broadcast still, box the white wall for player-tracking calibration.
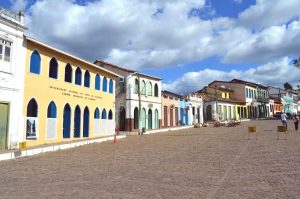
[125,74,162,130]
[0,11,26,149]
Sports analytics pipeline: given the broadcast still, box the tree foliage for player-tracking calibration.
[284,82,293,90]
[293,57,300,68]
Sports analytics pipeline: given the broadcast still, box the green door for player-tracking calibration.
[141,108,146,129]
[0,103,9,149]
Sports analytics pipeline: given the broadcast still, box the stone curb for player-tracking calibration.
[0,135,126,162]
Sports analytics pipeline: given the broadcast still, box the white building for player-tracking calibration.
[184,93,204,125]
[94,60,162,133]
[0,8,26,149]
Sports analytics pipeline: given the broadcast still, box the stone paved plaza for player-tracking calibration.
[0,120,299,198]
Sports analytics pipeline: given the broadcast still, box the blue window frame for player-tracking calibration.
[75,67,82,85]
[49,57,58,79]
[95,74,100,90]
[47,101,57,118]
[102,77,107,92]
[64,63,72,83]
[27,98,38,117]
[84,70,90,88]
[108,110,113,120]
[102,109,107,119]
[30,50,41,74]
[94,108,100,119]
[109,79,113,93]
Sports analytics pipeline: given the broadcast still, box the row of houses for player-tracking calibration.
[197,80,299,122]
[0,8,298,150]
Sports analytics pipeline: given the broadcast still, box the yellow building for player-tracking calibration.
[23,37,121,147]
[199,86,245,121]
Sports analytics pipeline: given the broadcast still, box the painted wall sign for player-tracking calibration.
[49,86,102,101]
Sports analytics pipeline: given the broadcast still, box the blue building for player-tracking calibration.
[178,98,192,126]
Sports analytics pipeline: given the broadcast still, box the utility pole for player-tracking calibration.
[137,73,142,135]
[214,85,219,121]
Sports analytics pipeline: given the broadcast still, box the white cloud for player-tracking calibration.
[237,0,300,29]
[10,0,27,11]
[24,0,300,71]
[163,57,300,94]
[223,21,300,63]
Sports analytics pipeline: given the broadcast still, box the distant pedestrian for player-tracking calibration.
[293,114,299,131]
[281,112,288,130]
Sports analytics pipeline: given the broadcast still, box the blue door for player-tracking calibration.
[74,106,81,138]
[185,108,189,125]
[63,104,71,138]
[180,108,184,125]
[83,107,89,137]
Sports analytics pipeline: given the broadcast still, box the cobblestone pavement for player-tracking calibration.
[0,120,299,199]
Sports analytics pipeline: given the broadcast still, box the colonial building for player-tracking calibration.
[268,86,298,114]
[183,93,204,125]
[94,60,162,132]
[161,91,180,128]
[23,37,120,147]
[206,81,248,120]
[0,9,26,149]
[231,79,270,119]
[178,97,191,126]
[198,85,243,121]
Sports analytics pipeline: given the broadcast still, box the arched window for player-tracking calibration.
[109,79,113,93]
[49,57,58,79]
[63,103,71,138]
[95,74,100,90]
[47,101,57,140]
[108,110,113,120]
[74,105,81,138]
[102,77,107,92]
[134,79,139,94]
[64,63,72,83]
[75,67,82,85]
[84,70,90,88]
[47,101,57,118]
[94,108,100,119]
[30,50,41,74]
[27,98,38,117]
[147,82,152,96]
[102,109,107,119]
[134,107,138,129]
[141,80,146,95]
[83,107,89,137]
[154,83,158,97]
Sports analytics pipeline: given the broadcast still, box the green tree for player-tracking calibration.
[284,82,293,90]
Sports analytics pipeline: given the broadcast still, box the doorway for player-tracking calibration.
[0,103,9,149]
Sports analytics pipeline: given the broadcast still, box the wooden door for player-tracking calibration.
[0,103,9,149]
[170,107,173,127]
[164,106,168,127]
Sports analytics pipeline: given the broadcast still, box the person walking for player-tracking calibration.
[281,112,288,131]
[293,114,299,131]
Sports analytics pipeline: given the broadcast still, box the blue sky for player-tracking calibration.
[2,0,300,94]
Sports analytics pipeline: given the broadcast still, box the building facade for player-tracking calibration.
[268,86,298,114]
[94,60,162,132]
[184,93,204,125]
[23,37,119,147]
[198,85,241,121]
[161,91,180,128]
[0,9,26,149]
[178,98,192,125]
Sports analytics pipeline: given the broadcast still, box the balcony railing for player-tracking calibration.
[256,96,269,102]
